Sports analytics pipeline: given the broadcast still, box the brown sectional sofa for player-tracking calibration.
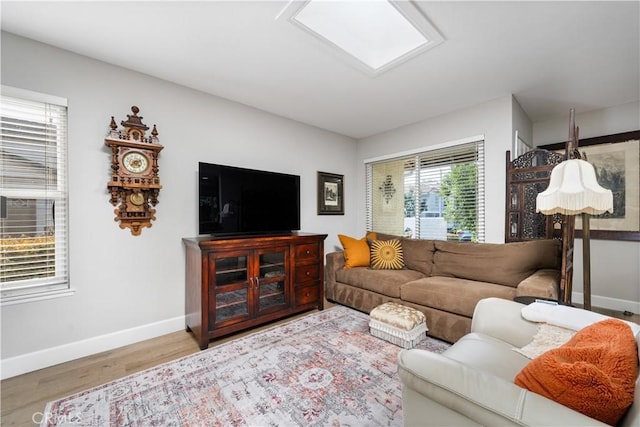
[325,236,561,343]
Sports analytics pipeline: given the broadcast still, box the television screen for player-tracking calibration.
[199,162,300,236]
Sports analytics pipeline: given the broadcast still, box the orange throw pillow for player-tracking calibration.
[514,319,638,425]
[338,233,376,268]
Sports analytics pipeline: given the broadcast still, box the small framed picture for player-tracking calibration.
[317,171,344,215]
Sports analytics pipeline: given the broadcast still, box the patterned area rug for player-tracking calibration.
[42,306,450,426]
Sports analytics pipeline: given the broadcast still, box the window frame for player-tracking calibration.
[365,135,485,242]
[1,86,73,305]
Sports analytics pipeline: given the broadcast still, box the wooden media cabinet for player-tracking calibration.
[183,232,327,349]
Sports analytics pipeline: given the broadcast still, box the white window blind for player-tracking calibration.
[1,88,70,304]
[366,139,485,242]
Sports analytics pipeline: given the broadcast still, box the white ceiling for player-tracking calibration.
[1,1,638,139]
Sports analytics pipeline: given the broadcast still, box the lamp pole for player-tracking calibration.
[582,213,592,310]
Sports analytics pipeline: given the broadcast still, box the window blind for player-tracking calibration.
[366,139,484,242]
[1,90,69,303]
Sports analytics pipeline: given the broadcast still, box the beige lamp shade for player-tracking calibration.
[536,159,614,215]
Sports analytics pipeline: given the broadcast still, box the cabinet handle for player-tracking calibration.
[249,277,253,290]
[255,276,260,287]
[306,271,310,276]
[305,250,310,255]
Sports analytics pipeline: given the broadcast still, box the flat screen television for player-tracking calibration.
[198,162,301,236]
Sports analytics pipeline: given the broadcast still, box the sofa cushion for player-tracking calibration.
[433,239,561,287]
[514,319,638,426]
[515,269,560,300]
[338,233,377,268]
[400,238,435,275]
[400,277,516,318]
[370,239,405,270]
[335,267,425,298]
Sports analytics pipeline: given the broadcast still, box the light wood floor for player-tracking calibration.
[2,302,638,426]
[1,308,321,427]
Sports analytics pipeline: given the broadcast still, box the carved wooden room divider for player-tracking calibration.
[505,142,577,305]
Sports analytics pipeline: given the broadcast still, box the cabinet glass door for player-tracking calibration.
[256,247,288,314]
[212,253,249,325]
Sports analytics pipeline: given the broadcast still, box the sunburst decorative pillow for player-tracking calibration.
[370,239,405,270]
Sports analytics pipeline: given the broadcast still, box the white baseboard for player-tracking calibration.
[572,292,640,315]
[3,295,638,380]
[1,315,186,380]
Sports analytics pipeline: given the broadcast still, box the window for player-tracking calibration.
[1,86,70,304]
[366,138,485,242]
[512,130,533,160]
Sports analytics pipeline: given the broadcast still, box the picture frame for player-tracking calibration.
[317,171,344,215]
[539,130,640,241]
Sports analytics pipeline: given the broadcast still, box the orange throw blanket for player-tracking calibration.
[515,318,638,426]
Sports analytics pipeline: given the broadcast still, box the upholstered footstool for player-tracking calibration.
[369,302,428,348]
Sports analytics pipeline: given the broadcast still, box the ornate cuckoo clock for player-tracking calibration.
[105,106,164,236]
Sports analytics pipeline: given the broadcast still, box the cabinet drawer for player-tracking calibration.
[295,285,319,305]
[295,264,320,284]
[295,243,319,263]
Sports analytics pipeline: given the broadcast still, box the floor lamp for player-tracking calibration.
[536,159,613,310]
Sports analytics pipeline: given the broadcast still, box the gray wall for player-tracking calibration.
[534,102,640,314]
[2,30,638,378]
[355,95,513,244]
[1,32,357,377]
[357,99,640,314]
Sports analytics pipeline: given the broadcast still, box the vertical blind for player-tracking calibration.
[366,139,485,242]
[1,91,69,302]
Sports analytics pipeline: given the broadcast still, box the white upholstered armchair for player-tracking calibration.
[397,297,640,426]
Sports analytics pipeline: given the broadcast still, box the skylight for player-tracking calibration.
[282,0,444,75]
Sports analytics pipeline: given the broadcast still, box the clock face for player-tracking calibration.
[122,151,149,174]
